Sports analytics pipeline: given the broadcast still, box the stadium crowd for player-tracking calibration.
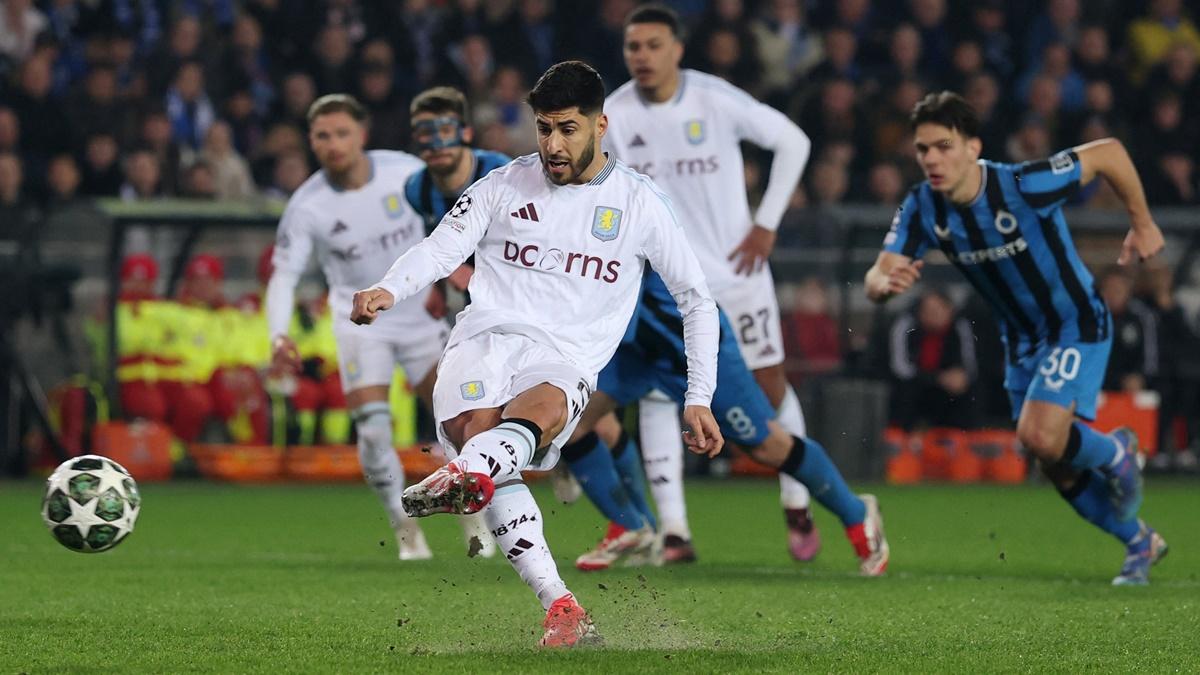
[2,0,1200,210]
[5,0,1200,471]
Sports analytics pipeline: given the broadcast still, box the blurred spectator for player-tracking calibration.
[274,72,318,129]
[1024,75,1065,142]
[1073,25,1126,96]
[164,61,216,151]
[473,66,536,156]
[808,160,849,206]
[1099,267,1158,393]
[66,65,126,145]
[0,0,48,64]
[1143,43,1200,119]
[44,153,82,207]
[119,148,164,201]
[750,0,822,95]
[782,276,841,378]
[886,289,979,431]
[218,13,276,113]
[1127,0,1200,85]
[1139,264,1200,472]
[222,87,266,156]
[200,121,256,200]
[310,24,355,94]
[695,26,764,96]
[356,43,409,150]
[869,79,926,162]
[1018,42,1086,112]
[576,0,635,89]
[1006,114,1053,163]
[0,106,19,155]
[871,23,922,90]
[79,132,123,196]
[807,26,860,83]
[0,152,37,228]
[250,122,306,186]
[390,0,447,90]
[147,15,206,96]
[795,78,864,165]
[1137,92,1199,204]
[491,0,560,83]
[943,39,984,92]
[964,72,1009,155]
[438,33,496,108]
[138,108,184,196]
[906,0,951,80]
[7,56,72,163]
[1025,0,1081,68]
[968,0,1015,83]
[181,159,217,199]
[263,149,311,199]
[866,161,904,205]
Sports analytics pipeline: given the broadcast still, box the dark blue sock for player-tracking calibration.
[780,437,866,527]
[609,431,658,531]
[561,432,646,531]
[1059,470,1140,545]
[1062,423,1119,472]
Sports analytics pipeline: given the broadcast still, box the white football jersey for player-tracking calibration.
[604,69,809,294]
[271,150,433,341]
[376,153,719,406]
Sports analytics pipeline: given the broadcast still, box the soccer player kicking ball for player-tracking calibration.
[866,92,1167,585]
[351,61,722,647]
[266,94,493,561]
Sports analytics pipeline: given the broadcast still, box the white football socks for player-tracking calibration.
[485,483,569,610]
[775,386,813,510]
[354,402,410,527]
[450,420,537,485]
[638,394,690,539]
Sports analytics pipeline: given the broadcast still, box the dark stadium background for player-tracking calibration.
[3,0,1200,478]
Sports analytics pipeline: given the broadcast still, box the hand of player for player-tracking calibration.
[727,225,776,276]
[351,287,394,325]
[447,264,474,291]
[883,259,924,297]
[682,405,724,458]
[1118,221,1165,265]
[424,283,447,319]
[937,367,970,396]
[269,335,301,377]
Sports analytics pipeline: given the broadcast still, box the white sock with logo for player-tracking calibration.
[450,420,538,485]
[639,394,691,539]
[485,482,569,610]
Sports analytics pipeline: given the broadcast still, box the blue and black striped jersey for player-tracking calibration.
[883,150,1108,361]
[404,149,511,232]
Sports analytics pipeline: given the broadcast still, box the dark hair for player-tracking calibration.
[306,93,369,126]
[626,3,682,39]
[410,86,468,120]
[526,61,605,116]
[909,91,981,139]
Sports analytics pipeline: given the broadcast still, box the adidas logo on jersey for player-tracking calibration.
[331,220,349,235]
[630,134,646,147]
[510,202,540,222]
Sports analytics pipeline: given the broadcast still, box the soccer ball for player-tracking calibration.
[42,455,141,553]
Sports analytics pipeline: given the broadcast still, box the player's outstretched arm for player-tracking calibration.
[865,251,923,303]
[682,405,724,458]
[1073,138,1164,264]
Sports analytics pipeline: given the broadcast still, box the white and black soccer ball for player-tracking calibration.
[42,455,141,553]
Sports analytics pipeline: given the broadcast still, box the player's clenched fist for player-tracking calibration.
[351,287,395,325]
[682,405,725,458]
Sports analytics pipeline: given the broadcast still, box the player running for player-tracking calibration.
[265,94,493,561]
[351,61,722,647]
[866,91,1167,585]
[597,4,819,562]
[563,270,889,576]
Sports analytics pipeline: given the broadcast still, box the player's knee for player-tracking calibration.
[1016,422,1063,460]
[747,421,792,468]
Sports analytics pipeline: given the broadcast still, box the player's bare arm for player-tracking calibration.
[682,404,723,457]
[350,288,395,325]
[1073,138,1164,264]
[865,251,924,303]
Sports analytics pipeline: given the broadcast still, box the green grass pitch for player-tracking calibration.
[1,478,1197,673]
